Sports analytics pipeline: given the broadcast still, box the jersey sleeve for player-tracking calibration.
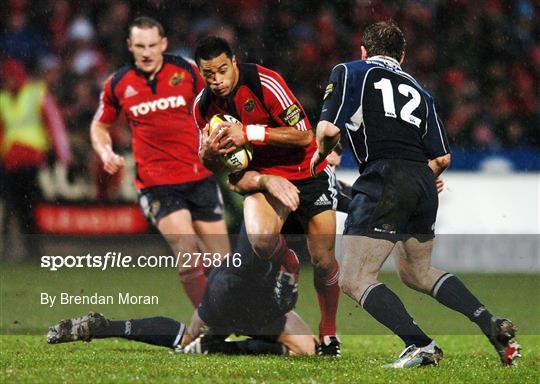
[191,62,205,94]
[93,76,120,125]
[192,89,207,130]
[422,94,451,158]
[320,64,348,130]
[259,67,310,131]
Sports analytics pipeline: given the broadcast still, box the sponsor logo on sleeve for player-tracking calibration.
[279,103,305,126]
[243,98,255,112]
[169,72,185,86]
[323,83,335,100]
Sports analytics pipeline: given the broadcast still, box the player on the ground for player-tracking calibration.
[193,37,341,355]
[90,17,229,308]
[47,227,316,356]
[311,21,520,367]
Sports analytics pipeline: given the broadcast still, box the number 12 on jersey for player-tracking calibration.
[374,78,422,128]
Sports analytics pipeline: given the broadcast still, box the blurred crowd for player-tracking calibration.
[1,0,539,175]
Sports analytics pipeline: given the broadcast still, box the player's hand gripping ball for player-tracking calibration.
[209,114,253,172]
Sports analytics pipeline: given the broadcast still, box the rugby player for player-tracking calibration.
[193,37,341,355]
[90,17,229,307]
[47,228,316,356]
[311,21,520,367]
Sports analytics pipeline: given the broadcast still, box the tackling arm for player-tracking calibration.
[310,120,341,176]
[428,154,451,177]
[228,170,300,212]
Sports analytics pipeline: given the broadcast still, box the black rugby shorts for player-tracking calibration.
[138,176,224,225]
[344,159,438,241]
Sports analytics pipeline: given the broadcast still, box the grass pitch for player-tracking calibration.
[1,263,539,383]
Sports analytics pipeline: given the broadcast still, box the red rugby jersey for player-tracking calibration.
[95,54,211,189]
[193,64,327,180]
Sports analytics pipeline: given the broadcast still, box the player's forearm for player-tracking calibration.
[315,120,341,157]
[228,170,263,193]
[90,120,114,158]
[263,127,313,147]
[428,154,451,177]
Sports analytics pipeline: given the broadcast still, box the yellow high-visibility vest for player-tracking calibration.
[0,81,50,157]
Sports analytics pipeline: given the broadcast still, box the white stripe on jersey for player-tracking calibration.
[260,78,288,108]
[193,89,205,153]
[359,67,376,162]
[433,106,448,154]
[260,74,307,131]
[324,165,338,210]
[333,64,348,126]
[192,89,204,129]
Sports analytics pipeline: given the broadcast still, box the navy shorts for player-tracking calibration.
[344,159,438,240]
[138,176,224,225]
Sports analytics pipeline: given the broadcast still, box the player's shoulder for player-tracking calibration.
[163,54,197,74]
[106,64,133,96]
[330,60,369,81]
[109,64,133,85]
[337,59,370,71]
[254,64,284,81]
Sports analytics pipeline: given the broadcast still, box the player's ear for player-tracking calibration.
[161,36,168,52]
[127,38,133,52]
[231,55,237,66]
[360,46,368,60]
[399,52,405,64]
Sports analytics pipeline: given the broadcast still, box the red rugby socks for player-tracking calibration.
[179,264,207,307]
[314,264,340,339]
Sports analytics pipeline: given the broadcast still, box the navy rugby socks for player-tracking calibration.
[431,273,493,336]
[361,283,432,347]
[93,317,185,348]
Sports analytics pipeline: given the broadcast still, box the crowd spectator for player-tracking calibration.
[1,0,538,192]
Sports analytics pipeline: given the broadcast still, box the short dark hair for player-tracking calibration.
[129,16,165,37]
[362,21,406,61]
[194,36,233,65]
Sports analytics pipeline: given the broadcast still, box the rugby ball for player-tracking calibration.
[208,114,252,172]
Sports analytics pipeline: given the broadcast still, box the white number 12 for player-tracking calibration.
[374,78,422,127]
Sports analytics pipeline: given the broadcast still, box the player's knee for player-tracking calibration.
[339,271,379,300]
[248,234,280,260]
[310,254,335,272]
[397,267,430,292]
[338,273,359,298]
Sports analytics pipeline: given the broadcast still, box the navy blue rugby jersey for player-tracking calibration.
[320,56,450,165]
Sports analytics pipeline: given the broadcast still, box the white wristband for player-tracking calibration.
[245,124,267,142]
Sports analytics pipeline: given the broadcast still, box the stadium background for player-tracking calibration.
[1,0,538,261]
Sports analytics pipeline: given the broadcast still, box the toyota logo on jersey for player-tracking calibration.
[129,96,187,117]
